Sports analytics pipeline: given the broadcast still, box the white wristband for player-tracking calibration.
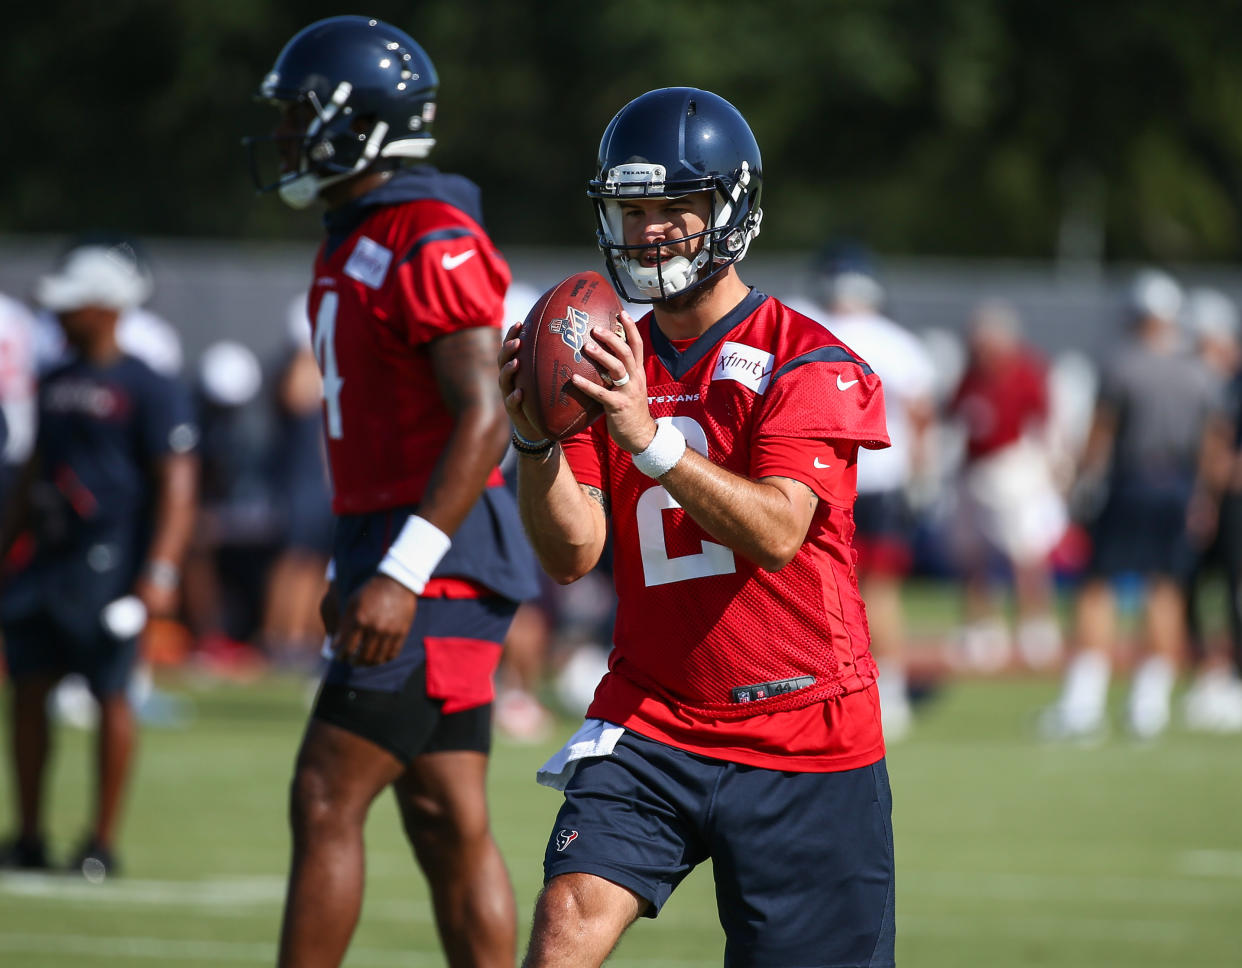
[632,421,687,478]
[377,515,452,595]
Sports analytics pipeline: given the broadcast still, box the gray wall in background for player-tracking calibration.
[3,235,1241,373]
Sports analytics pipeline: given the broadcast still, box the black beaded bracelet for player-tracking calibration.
[511,431,554,458]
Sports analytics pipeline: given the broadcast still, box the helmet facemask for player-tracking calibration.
[591,161,762,303]
[249,81,436,209]
[245,16,439,209]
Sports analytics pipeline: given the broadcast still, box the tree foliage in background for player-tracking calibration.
[5,0,1242,261]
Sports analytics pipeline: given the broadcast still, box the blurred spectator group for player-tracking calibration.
[4,235,1242,750]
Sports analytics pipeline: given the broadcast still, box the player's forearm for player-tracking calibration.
[516,446,606,583]
[415,402,510,536]
[659,449,811,572]
[145,454,199,574]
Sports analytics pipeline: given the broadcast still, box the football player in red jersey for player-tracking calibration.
[500,88,896,968]
[248,17,537,968]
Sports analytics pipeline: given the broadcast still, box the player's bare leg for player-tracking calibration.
[9,675,57,843]
[1041,578,1115,738]
[93,693,136,849]
[277,720,406,968]
[395,751,516,968]
[522,872,645,968]
[1127,577,1184,737]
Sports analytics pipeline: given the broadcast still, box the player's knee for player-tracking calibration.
[287,763,359,837]
[535,874,638,936]
[400,791,490,853]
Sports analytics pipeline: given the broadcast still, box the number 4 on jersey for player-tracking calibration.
[313,291,345,439]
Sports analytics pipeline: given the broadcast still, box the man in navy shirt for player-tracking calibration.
[0,241,199,879]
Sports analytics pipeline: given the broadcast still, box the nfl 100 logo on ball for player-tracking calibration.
[549,307,591,362]
[515,271,625,440]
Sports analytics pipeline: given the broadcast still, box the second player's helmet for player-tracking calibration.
[587,88,763,302]
[247,16,438,209]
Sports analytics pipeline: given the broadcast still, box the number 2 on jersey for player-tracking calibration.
[635,416,737,587]
[313,291,345,439]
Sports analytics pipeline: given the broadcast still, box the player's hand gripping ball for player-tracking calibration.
[515,270,626,440]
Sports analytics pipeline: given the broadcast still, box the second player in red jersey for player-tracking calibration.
[249,17,535,968]
[502,87,896,968]
[308,180,510,512]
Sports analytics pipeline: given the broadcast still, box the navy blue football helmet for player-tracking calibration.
[587,88,763,302]
[246,16,438,208]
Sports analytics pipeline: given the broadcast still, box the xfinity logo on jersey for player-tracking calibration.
[343,236,393,289]
[712,341,774,394]
[550,307,591,362]
[554,829,578,851]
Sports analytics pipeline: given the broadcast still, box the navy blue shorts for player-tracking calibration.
[2,609,140,697]
[316,594,517,761]
[1088,473,1195,579]
[1,536,143,698]
[543,731,896,968]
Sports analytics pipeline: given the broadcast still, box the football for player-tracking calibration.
[515,270,625,440]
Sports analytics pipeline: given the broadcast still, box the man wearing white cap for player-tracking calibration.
[1041,269,1231,740]
[0,241,199,878]
[29,239,183,378]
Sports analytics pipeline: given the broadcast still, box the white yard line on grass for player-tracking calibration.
[0,872,442,924]
[901,869,1241,906]
[900,912,1191,945]
[1177,849,1242,878]
[0,933,430,966]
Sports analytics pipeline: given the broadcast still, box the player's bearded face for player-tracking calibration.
[620,193,711,273]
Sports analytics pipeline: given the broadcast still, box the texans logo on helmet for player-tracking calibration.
[554,829,579,852]
[550,308,591,362]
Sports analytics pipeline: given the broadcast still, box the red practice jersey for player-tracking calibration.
[306,170,510,514]
[562,290,891,770]
[951,348,1048,461]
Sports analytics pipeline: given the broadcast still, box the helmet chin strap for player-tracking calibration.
[278,173,321,209]
[625,246,712,299]
[278,119,392,209]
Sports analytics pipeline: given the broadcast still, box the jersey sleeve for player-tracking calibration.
[139,372,199,461]
[393,230,511,343]
[752,350,888,502]
[756,349,890,448]
[559,421,608,492]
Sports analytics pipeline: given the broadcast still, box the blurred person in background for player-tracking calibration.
[1179,287,1242,732]
[1042,270,1231,740]
[29,234,182,379]
[0,242,199,877]
[25,236,186,727]
[0,291,38,505]
[248,17,538,968]
[257,295,334,670]
[796,242,935,739]
[948,299,1068,672]
[180,339,276,677]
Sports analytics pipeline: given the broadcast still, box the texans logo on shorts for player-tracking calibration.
[554,829,578,852]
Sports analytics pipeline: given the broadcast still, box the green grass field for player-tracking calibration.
[2,664,1240,967]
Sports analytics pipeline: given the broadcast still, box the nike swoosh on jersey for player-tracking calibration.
[813,457,831,469]
[441,249,477,270]
[836,374,859,390]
